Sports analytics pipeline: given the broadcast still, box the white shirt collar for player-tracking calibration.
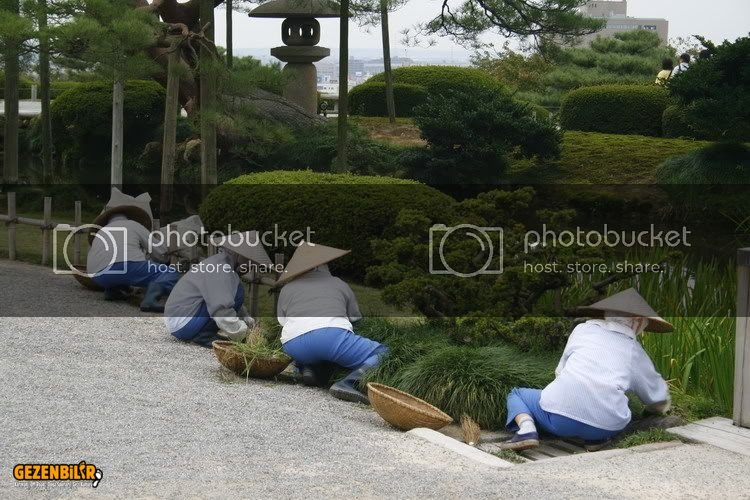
[586,319,637,339]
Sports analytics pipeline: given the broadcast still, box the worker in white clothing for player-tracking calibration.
[501,288,672,451]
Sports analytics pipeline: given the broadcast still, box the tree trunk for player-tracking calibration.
[111,79,124,190]
[2,0,20,184]
[160,41,181,216]
[380,0,396,124]
[335,0,350,172]
[200,0,218,189]
[225,0,233,69]
[38,0,53,181]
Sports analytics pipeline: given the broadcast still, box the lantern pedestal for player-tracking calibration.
[271,46,330,114]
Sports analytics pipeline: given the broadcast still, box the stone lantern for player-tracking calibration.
[249,0,340,114]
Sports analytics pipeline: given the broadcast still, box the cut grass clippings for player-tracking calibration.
[616,428,683,449]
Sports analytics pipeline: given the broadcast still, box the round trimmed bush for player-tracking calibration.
[559,84,669,137]
[349,82,428,117]
[352,66,506,117]
[662,104,695,139]
[199,170,456,278]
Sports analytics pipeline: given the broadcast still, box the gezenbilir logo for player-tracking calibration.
[13,461,103,488]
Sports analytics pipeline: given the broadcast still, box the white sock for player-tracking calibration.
[518,417,537,435]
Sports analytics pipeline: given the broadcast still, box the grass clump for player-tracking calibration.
[492,449,527,464]
[359,318,556,429]
[616,428,683,449]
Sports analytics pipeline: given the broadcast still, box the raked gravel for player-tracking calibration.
[2,259,750,499]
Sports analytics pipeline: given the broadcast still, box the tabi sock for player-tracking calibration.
[518,417,537,435]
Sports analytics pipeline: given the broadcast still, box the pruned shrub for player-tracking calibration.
[656,142,750,184]
[559,84,670,136]
[349,82,428,117]
[455,316,573,352]
[662,104,694,139]
[199,170,456,278]
[351,66,506,117]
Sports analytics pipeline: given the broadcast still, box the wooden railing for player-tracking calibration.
[735,247,750,428]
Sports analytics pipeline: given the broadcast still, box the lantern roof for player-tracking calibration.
[248,0,341,18]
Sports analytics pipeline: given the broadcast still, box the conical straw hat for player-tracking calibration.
[576,288,673,333]
[274,241,350,287]
[212,231,272,266]
[89,188,153,243]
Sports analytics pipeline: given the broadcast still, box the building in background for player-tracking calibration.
[576,1,668,45]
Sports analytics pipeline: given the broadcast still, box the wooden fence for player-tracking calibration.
[1,191,281,316]
[735,247,750,428]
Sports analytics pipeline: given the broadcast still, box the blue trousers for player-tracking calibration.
[282,327,387,371]
[506,388,621,442]
[92,261,180,292]
[172,285,245,345]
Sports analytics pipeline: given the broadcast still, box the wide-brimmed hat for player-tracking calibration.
[576,288,673,333]
[212,231,272,266]
[89,188,153,243]
[158,215,204,253]
[274,241,350,287]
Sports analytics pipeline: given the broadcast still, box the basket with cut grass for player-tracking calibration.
[212,326,291,379]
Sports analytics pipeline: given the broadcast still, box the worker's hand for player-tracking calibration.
[644,398,671,415]
[218,327,247,342]
[242,316,256,330]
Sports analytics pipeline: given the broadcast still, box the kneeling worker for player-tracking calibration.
[87,188,179,312]
[165,231,271,347]
[276,242,387,404]
[501,288,672,450]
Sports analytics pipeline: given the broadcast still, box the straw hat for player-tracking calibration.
[274,241,350,287]
[89,188,153,243]
[212,231,272,266]
[576,288,673,333]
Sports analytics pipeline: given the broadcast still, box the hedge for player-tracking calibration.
[662,104,695,139]
[349,82,428,117]
[559,84,669,137]
[351,66,506,117]
[199,170,456,278]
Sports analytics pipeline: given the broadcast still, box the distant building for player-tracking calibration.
[576,1,668,45]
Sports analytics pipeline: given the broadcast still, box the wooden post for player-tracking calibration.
[41,196,52,265]
[2,0,20,184]
[225,0,233,69]
[7,192,17,260]
[249,269,259,318]
[74,201,82,266]
[272,252,285,315]
[199,0,218,192]
[380,0,396,124]
[335,0,350,172]
[735,247,750,428]
[160,40,180,216]
[111,79,124,190]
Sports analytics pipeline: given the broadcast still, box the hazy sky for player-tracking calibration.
[212,0,749,57]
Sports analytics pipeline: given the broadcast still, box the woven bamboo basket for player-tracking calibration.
[367,383,453,431]
[212,340,291,379]
[72,265,104,291]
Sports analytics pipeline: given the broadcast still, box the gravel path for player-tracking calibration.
[2,260,750,499]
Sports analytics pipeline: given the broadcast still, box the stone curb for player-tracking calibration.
[407,427,514,469]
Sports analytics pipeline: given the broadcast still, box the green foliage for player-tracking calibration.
[456,316,573,352]
[667,35,750,142]
[199,171,456,278]
[225,55,284,95]
[661,105,694,139]
[477,31,673,109]
[656,143,750,184]
[358,319,556,428]
[409,89,561,183]
[349,82,428,117]
[559,84,670,136]
[510,131,710,184]
[358,65,506,117]
[48,80,165,183]
[366,187,596,318]
[669,389,728,421]
[616,428,681,448]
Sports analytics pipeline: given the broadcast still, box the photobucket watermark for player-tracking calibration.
[524,224,692,254]
[147,224,315,254]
